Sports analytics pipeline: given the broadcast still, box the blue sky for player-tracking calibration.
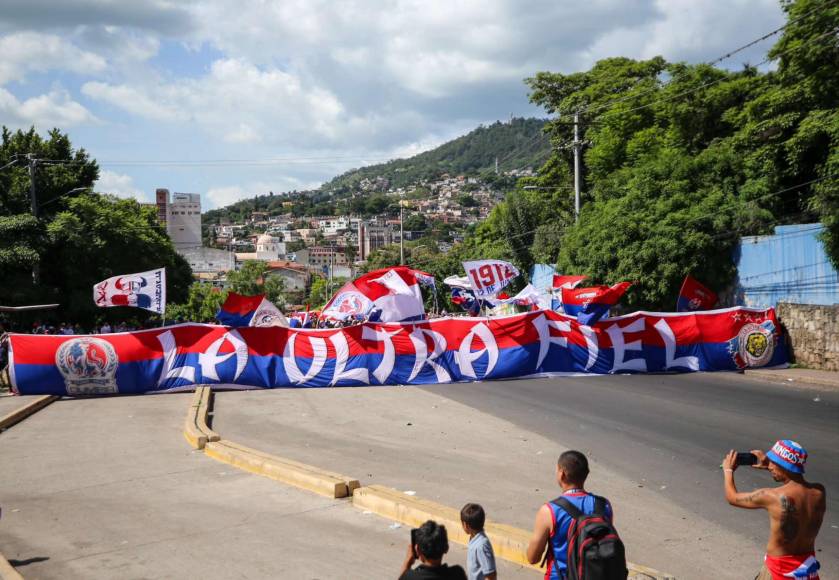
[0,0,784,209]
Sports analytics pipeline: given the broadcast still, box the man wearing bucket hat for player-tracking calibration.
[722,440,826,580]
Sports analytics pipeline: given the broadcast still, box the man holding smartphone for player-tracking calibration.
[722,440,826,579]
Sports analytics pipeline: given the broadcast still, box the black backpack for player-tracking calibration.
[550,495,627,580]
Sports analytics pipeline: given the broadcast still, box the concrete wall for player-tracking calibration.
[777,302,839,371]
[735,223,839,308]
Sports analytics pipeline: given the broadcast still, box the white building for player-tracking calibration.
[317,216,350,235]
[255,234,285,261]
[165,191,202,249]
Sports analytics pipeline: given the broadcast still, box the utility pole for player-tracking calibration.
[27,154,40,284]
[399,198,405,265]
[329,241,334,297]
[572,113,582,222]
[27,154,38,219]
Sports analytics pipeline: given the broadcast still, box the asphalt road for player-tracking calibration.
[423,372,839,570]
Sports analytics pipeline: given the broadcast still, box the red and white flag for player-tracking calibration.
[321,266,432,322]
[462,259,519,298]
[93,268,166,314]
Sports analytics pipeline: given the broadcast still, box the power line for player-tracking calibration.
[595,24,839,122]
[571,0,839,118]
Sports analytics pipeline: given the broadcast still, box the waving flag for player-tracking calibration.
[217,293,288,327]
[451,287,483,316]
[551,274,588,310]
[574,282,633,326]
[93,268,166,314]
[560,286,608,316]
[491,284,544,308]
[677,275,717,312]
[552,275,587,290]
[462,259,519,298]
[322,266,431,322]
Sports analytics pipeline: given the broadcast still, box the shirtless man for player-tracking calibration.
[723,440,826,580]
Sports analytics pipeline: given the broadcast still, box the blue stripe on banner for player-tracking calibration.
[12,334,788,396]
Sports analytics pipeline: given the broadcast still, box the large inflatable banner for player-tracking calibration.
[7,307,786,396]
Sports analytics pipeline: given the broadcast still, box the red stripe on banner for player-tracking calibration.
[9,307,780,365]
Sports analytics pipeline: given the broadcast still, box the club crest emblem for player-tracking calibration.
[252,307,283,327]
[728,320,775,369]
[55,337,119,395]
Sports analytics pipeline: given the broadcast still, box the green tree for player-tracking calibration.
[0,127,193,323]
[47,193,193,322]
[518,0,839,306]
[227,260,286,305]
[306,276,330,307]
[166,283,228,323]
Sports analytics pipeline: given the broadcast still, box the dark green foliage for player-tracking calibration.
[518,0,839,307]
[0,127,192,324]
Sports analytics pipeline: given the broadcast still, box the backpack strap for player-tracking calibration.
[592,495,608,517]
[551,496,583,520]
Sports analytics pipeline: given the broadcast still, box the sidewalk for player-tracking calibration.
[744,367,839,389]
[0,395,533,579]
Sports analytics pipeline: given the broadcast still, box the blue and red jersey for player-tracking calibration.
[544,491,614,580]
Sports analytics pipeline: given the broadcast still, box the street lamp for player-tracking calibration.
[38,186,90,210]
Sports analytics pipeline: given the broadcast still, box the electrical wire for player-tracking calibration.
[568,0,839,118]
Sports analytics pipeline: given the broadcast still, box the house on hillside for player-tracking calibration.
[264,261,309,292]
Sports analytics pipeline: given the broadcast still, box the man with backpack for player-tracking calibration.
[526,450,627,580]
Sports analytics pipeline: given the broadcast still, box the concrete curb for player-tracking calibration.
[0,395,59,434]
[196,390,675,578]
[183,387,221,450]
[183,388,208,450]
[744,368,839,389]
[205,440,359,499]
[196,386,221,443]
[0,551,24,580]
[184,386,359,499]
[352,485,675,579]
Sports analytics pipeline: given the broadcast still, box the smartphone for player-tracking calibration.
[736,452,758,466]
[410,528,419,557]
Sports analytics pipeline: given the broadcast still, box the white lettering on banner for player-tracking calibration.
[157,330,196,386]
[579,325,599,371]
[361,326,402,384]
[408,327,451,383]
[329,331,369,386]
[606,318,647,373]
[198,330,248,382]
[533,314,571,368]
[455,322,498,379]
[654,319,699,370]
[283,333,328,384]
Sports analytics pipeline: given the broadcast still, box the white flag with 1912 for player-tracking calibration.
[462,259,520,298]
[93,268,166,314]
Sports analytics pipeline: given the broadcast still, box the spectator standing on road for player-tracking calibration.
[723,441,826,580]
[527,450,623,580]
[461,503,497,580]
[398,520,467,580]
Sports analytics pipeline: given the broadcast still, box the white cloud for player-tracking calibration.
[95,170,150,202]
[0,32,107,84]
[83,58,349,147]
[0,0,789,208]
[0,87,98,128]
[82,81,182,121]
